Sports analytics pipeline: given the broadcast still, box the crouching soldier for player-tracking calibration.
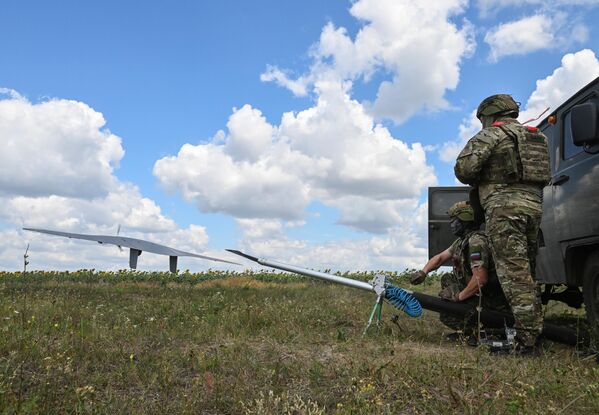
[409,201,510,339]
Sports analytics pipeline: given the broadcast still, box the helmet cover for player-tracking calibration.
[447,201,475,222]
[476,94,519,120]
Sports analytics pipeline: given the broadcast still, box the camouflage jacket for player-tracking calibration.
[448,230,502,296]
[454,117,545,212]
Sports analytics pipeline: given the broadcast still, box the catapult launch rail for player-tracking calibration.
[227,250,582,346]
[228,250,374,292]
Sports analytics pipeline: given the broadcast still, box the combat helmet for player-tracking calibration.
[476,94,520,120]
[447,201,475,222]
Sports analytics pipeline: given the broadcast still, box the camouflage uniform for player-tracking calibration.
[454,95,550,347]
[440,230,510,331]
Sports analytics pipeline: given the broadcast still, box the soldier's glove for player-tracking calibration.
[438,287,460,302]
[409,270,427,285]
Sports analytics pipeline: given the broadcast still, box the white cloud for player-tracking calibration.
[484,15,554,61]
[0,186,227,270]
[224,105,276,162]
[234,204,429,271]
[519,49,599,123]
[154,78,437,234]
[484,14,588,62]
[154,140,311,221]
[1,223,216,272]
[438,110,479,162]
[260,66,310,97]
[0,91,123,198]
[438,49,599,163]
[154,0,461,271]
[0,90,232,271]
[0,184,176,233]
[261,0,475,123]
[236,218,287,240]
[156,93,436,270]
[327,196,417,234]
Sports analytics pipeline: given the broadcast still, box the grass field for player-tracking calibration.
[0,270,598,414]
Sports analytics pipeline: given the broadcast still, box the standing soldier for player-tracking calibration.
[454,94,551,354]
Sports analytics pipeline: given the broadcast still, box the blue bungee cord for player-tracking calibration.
[385,285,422,317]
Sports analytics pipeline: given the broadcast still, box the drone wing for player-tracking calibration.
[23,227,240,272]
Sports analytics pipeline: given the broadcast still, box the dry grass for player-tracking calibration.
[195,276,308,290]
[0,271,597,414]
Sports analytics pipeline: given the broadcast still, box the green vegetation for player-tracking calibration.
[0,270,598,414]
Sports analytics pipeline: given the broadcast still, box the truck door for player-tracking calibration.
[428,186,471,259]
[550,93,599,284]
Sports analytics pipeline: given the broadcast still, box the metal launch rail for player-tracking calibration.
[227,250,422,333]
[227,250,581,345]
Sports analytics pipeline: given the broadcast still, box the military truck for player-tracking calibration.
[428,76,599,335]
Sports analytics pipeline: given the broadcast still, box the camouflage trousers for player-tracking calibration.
[439,273,511,333]
[485,205,544,347]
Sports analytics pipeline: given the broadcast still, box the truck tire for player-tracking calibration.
[583,252,599,343]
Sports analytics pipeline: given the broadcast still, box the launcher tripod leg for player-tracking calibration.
[363,294,384,336]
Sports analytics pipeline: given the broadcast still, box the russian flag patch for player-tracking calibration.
[470,252,482,261]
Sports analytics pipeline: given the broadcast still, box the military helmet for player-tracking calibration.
[447,201,475,222]
[476,94,519,120]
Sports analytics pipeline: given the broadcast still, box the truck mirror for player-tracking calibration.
[571,102,599,146]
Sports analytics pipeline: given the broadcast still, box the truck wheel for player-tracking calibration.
[583,252,599,343]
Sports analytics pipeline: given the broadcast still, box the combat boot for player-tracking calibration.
[513,335,544,357]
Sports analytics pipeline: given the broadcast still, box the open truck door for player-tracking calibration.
[428,186,471,260]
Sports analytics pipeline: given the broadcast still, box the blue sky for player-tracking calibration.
[2,0,599,271]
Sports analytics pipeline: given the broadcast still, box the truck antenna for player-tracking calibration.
[521,107,550,125]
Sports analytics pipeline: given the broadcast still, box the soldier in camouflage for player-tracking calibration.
[454,94,551,352]
[410,201,510,336]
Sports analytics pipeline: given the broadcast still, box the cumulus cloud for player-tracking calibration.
[154,78,437,234]
[261,0,475,124]
[154,135,311,221]
[260,66,310,97]
[0,188,219,271]
[327,196,417,234]
[0,184,176,233]
[0,90,123,198]
[0,90,230,271]
[154,88,435,269]
[438,49,599,163]
[236,219,282,242]
[519,49,599,122]
[224,105,276,162]
[1,223,215,272]
[484,13,588,61]
[154,0,463,271]
[234,204,429,271]
[438,110,479,162]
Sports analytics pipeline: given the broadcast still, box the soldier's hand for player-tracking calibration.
[438,287,460,302]
[409,270,427,285]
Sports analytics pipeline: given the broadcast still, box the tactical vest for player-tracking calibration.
[452,232,483,284]
[452,231,500,293]
[480,122,551,186]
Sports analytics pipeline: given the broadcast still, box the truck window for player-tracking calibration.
[429,189,469,217]
[563,107,585,160]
